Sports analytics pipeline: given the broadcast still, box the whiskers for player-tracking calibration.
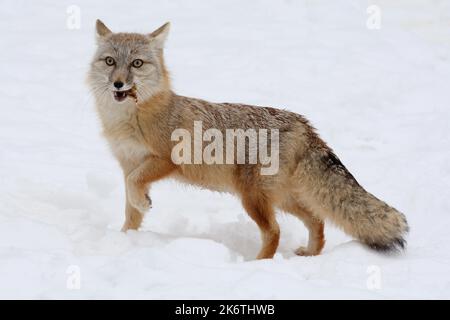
[133,80,162,107]
[86,71,111,106]
[87,83,110,106]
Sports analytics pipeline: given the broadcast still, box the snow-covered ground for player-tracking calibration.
[1,0,450,299]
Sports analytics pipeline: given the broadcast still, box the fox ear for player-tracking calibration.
[148,22,170,49]
[96,19,112,38]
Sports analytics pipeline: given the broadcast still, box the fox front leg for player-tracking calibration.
[126,170,152,214]
[121,193,146,231]
[124,155,175,222]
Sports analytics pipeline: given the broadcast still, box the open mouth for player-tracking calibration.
[113,89,133,102]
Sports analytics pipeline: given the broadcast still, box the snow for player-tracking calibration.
[1,0,450,299]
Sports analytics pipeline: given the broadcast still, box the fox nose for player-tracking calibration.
[113,81,124,89]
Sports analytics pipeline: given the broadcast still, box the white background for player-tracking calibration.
[1,0,449,299]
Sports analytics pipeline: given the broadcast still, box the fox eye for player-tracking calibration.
[105,56,115,66]
[132,59,144,68]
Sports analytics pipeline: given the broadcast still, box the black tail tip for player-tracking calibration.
[367,237,407,253]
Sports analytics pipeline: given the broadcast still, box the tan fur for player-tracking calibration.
[87,20,408,259]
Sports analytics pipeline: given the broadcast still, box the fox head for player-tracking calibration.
[88,20,171,105]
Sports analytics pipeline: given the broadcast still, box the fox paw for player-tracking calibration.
[295,246,318,257]
[128,191,152,213]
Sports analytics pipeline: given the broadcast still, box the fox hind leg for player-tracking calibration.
[282,200,325,256]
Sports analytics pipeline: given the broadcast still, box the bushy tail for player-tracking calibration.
[298,148,409,252]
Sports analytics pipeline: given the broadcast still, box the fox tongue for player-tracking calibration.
[114,91,128,102]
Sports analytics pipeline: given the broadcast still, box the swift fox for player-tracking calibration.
[87,20,408,259]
